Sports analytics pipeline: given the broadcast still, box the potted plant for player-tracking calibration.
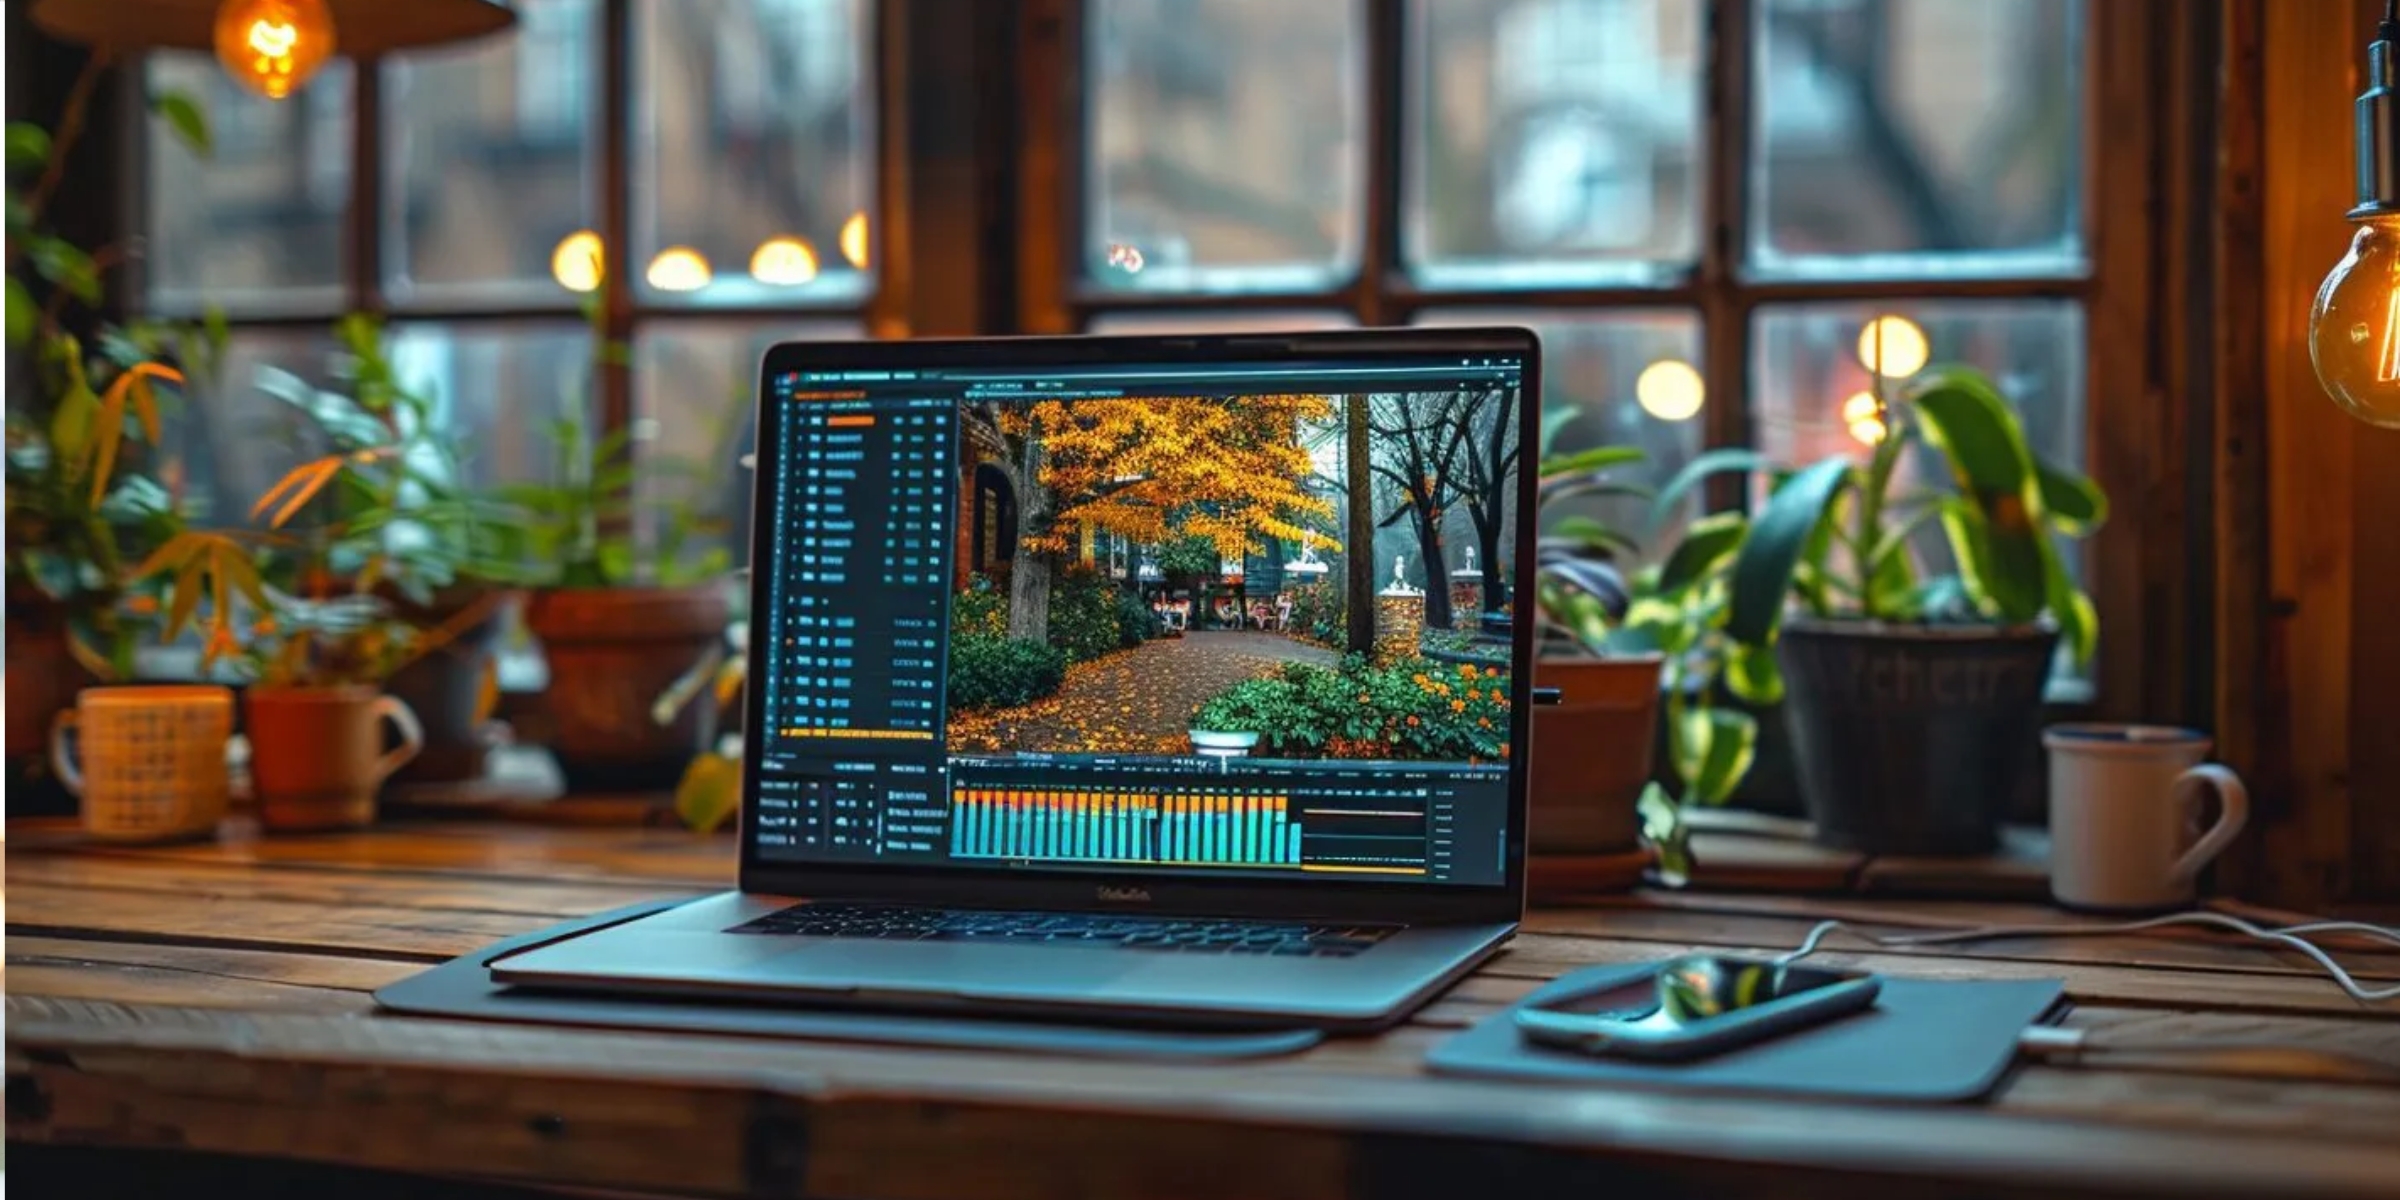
[132,444,493,829]
[1719,363,2105,855]
[502,410,736,792]
[1189,680,1279,756]
[5,72,215,800]
[1523,426,1672,858]
[251,314,525,788]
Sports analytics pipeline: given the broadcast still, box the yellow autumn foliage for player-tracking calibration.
[995,394,1342,559]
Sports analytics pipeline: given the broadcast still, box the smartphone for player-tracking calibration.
[1513,955,1880,1062]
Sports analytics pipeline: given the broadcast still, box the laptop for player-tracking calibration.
[490,327,1541,1031]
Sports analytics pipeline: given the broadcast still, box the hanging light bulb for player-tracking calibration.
[750,237,820,286]
[1633,359,1704,422]
[2311,5,2400,427]
[646,247,712,292]
[213,0,336,100]
[550,230,604,293]
[838,212,870,270]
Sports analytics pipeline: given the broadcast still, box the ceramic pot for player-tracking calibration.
[525,585,730,792]
[1777,620,2056,855]
[245,686,423,831]
[382,585,519,786]
[1528,654,1663,855]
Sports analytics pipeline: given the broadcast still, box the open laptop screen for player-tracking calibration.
[748,348,1528,888]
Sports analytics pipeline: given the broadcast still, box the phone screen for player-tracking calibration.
[1547,956,1862,1032]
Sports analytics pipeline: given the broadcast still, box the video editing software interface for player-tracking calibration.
[753,352,1525,887]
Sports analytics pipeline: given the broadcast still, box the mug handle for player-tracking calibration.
[369,695,426,784]
[49,710,85,797]
[2169,764,2250,883]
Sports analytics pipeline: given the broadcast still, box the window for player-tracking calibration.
[1044,0,2099,657]
[138,0,878,543]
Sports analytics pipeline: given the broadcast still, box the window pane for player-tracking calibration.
[383,323,594,488]
[173,323,586,527]
[1406,0,1701,287]
[171,329,342,524]
[1086,0,1363,292]
[634,0,875,306]
[383,0,598,304]
[144,55,349,313]
[1418,309,1703,563]
[636,322,860,569]
[1086,310,1355,334]
[1752,0,2083,277]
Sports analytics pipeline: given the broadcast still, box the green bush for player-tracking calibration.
[948,634,1067,711]
[1155,534,1220,579]
[1115,590,1162,647]
[1046,565,1123,664]
[1188,655,1513,762]
[1286,583,1346,648]
[953,575,1007,637]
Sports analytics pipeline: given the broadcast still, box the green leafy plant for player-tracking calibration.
[1191,656,1513,762]
[1114,588,1162,648]
[947,633,1068,711]
[6,62,219,679]
[1718,364,2106,659]
[1529,406,1647,650]
[1044,564,1124,663]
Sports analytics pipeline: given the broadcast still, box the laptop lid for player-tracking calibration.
[738,329,1539,924]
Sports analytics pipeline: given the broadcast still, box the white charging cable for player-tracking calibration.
[1770,911,2400,1004]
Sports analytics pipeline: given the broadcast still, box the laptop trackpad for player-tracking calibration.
[768,939,1142,997]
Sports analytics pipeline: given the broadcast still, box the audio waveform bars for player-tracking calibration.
[948,788,1302,868]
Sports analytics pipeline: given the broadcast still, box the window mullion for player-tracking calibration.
[349,63,383,314]
[1358,0,1404,326]
[598,0,634,440]
[1699,0,1756,513]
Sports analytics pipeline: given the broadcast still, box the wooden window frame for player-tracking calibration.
[1015,0,2212,719]
[123,0,910,445]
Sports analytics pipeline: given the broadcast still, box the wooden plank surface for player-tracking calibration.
[8,821,2400,1200]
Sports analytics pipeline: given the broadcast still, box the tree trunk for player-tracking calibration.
[1008,552,1054,645]
[1344,394,1376,657]
[1470,508,1506,614]
[1004,434,1054,644]
[1414,507,1453,630]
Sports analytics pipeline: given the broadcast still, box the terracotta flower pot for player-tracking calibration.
[525,585,731,793]
[245,686,424,831]
[1527,654,1663,854]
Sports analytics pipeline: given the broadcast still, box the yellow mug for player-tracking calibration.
[51,685,235,842]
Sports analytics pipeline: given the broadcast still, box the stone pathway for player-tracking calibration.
[947,631,1338,755]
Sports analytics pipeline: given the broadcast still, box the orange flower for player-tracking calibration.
[1467,689,1482,702]
[1478,717,1493,729]
[1412,673,1429,685]
[1451,699,1466,713]
[124,595,160,615]
[1406,715,1420,727]
[1356,692,1371,703]
[1499,743,1511,759]
[1460,663,1475,678]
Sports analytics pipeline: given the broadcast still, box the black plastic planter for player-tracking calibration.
[1776,620,2056,856]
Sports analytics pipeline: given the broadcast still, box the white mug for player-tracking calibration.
[2044,724,2249,912]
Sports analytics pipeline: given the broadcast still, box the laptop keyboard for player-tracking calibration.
[728,902,1399,958]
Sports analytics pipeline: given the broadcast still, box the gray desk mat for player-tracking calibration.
[373,900,1323,1061]
[1428,961,2065,1102]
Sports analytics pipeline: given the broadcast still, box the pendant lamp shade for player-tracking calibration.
[30,0,515,56]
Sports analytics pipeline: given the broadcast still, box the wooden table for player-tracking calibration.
[8,820,2400,1199]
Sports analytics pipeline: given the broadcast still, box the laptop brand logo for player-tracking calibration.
[1096,885,1152,904]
